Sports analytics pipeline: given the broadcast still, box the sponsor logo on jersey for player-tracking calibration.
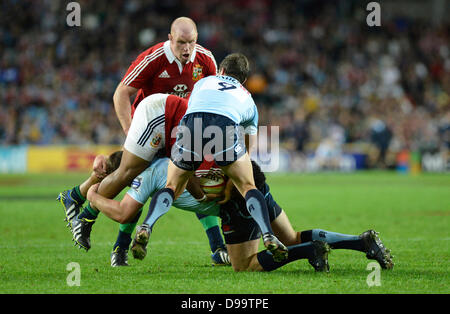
[158,70,171,78]
[192,64,203,81]
[131,177,142,190]
[173,84,188,92]
[171,84,189,98]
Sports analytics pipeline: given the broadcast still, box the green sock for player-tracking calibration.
[114,209,143,250]
[119,221,138,234]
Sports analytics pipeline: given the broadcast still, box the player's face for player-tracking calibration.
[169,30,197,64]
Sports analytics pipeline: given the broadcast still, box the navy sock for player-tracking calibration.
[196,213,225,253]
[143,188,174,228]
[71,185,86,204]
[257,242,315,272]
[114,210,143,251]
[206,226,225,252]
[245,189,273,235]
[78,203,99,220]
[113,230,132,251]
[301,229,365,252]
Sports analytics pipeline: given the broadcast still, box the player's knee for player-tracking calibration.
[230,257,255,272]
[165,182,177,192]
[232,262,263,272]
[236,184,257,198]
[231,264,249,272]
[116,165,141,186]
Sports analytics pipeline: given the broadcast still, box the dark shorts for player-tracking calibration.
[219,183,282,245]
[171,112,246,171]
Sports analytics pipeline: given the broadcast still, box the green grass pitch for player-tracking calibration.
[0,171,448,294]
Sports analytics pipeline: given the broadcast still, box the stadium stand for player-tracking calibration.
[0,0,448,171]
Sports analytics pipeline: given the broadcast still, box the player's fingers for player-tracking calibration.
[90,183,100,192]
[87,183,100,201]
[217,195,231,205]
[205,193,221,201]
[95,174,106,180]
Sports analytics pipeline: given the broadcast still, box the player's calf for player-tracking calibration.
[255,240,330,272]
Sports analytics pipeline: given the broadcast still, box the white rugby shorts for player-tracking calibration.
[124,93,168,161]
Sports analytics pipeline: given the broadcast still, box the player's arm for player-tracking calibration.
[113,82,138,135]
[206,53,218,76]
[87,183,142,224]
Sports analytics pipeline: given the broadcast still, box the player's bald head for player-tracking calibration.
[170,17,197,37]
[168,17,198,65]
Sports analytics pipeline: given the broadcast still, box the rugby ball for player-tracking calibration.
[199,177,226,194]
[197,167,226,195]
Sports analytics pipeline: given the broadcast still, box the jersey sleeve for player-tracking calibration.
[126,166,158,205]
[241,103,259,135]
[195,44,218,76]
[205,53,218,76]
[121,46,163,89]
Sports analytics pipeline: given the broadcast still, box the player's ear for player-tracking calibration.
[168,33,173,41]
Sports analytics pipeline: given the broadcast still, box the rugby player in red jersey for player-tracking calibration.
[114,17,217,135]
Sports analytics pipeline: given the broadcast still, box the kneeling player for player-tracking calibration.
[218,162,394,272]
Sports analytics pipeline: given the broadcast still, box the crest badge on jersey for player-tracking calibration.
[150,133,162,148]
[192,64,203,81]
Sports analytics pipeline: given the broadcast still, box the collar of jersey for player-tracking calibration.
[217,75,240,85]
[163,40,197,64]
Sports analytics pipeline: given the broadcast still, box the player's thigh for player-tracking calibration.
[271,210,299,246]
[166,159,194,199]
[118,148,149,177]
[220,153,256,196]
[226,239,260,272]
[97,149,149,198]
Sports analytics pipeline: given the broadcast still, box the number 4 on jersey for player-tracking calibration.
[218,82,236,91]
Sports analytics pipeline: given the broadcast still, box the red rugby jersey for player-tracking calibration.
[122,40,217,116]
[164,95,188,157]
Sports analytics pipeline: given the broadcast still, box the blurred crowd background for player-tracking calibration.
[1,0,449,170]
